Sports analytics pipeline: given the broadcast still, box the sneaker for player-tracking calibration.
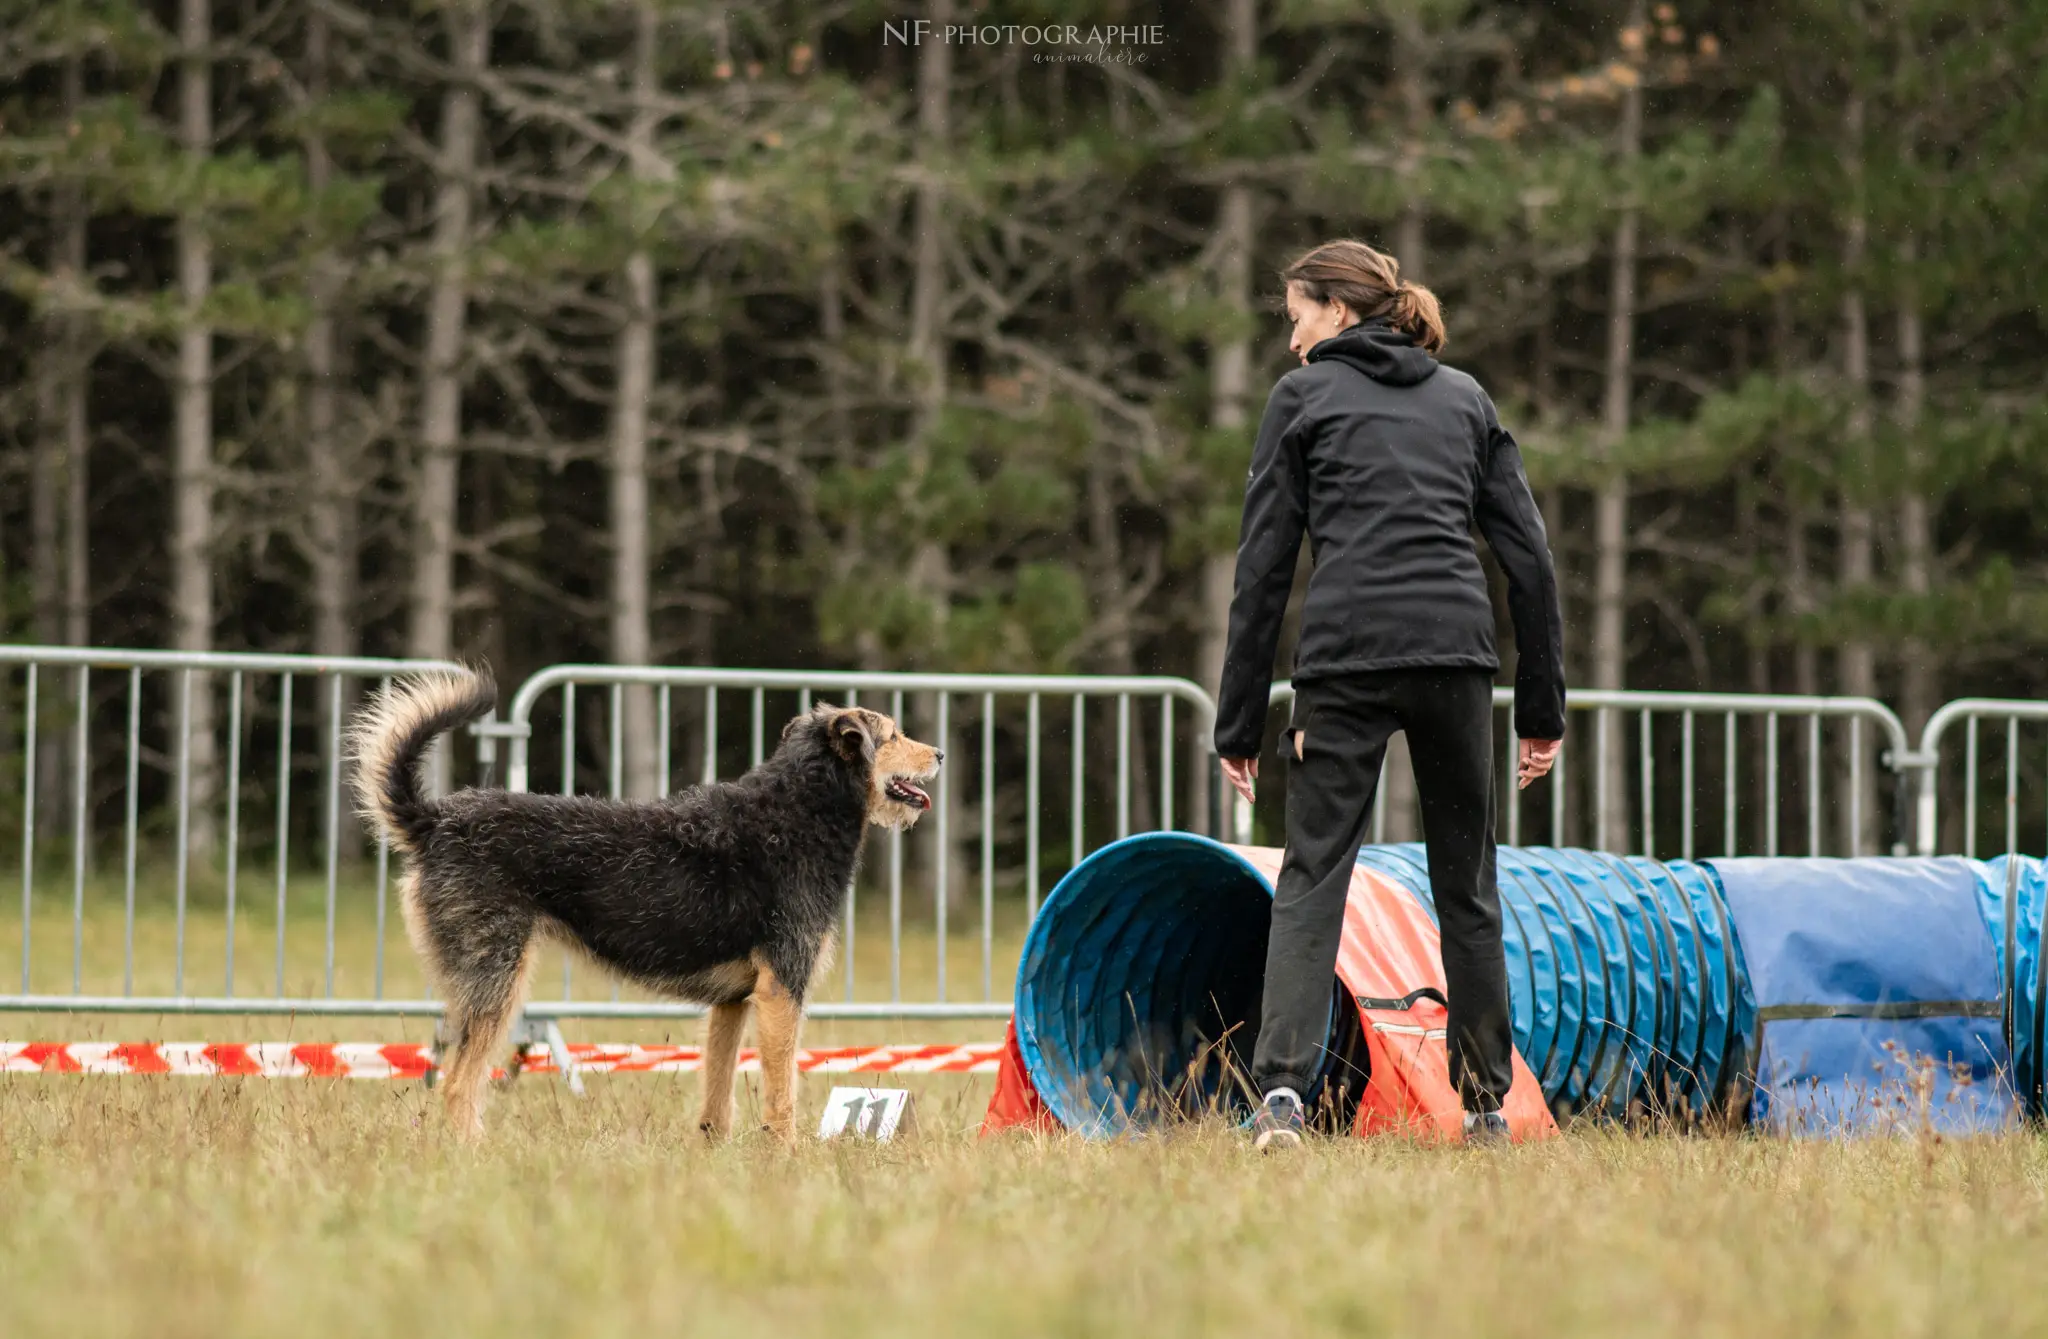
[1462,1109,1511,1146]
[1249,1089,1306,1151]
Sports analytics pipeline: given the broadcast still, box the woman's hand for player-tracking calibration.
[1221,757,1259,805]
[1517,738,1562,790]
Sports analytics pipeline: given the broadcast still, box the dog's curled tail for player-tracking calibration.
[348,666,497,854]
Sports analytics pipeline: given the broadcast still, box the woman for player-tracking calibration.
[1213,240,1565,1149]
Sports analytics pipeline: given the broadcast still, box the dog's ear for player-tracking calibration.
[828,709,875,764]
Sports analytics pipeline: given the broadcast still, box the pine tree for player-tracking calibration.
[407,0,488,668]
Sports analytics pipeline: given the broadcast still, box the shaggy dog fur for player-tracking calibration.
[348,666,942,1142]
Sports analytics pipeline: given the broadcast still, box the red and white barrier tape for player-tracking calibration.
[0,1041,1004,1080]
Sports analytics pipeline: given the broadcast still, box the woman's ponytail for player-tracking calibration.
[1391,280,1446,354]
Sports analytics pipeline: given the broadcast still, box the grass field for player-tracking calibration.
[9,868,2048,1337]
[3,1073,2047,1338]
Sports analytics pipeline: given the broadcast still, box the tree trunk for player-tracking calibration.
[1896,239,1933,737]
[1592,2,1644,854]
[59,54,92,850]
[820,253,852,459]
[1199,0,1257,839]
[1786,512,1819,699]
[409,1,488,669]
[1535,309,1577,846]
[1787,506,1818,853]
[63,337,88,655]
[688,448,720,672]
[1739,480,1771,849]
[31,235,66,840]
[906,0,964,907]
[1837,93,1879,854]
[1087,456,1154,835]
[304,11,355,667]
[1764,207,1800,847]
[908,0,951,608]
[174,0,219,855]
[1543,485,1579,845]
[610,1,662,800]
[821,256,885,672]
[300,10,363,859]
[1393,7,1429,283]
[32,369,62,650]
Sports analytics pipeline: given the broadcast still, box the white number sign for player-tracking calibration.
[816,1087,915,1141]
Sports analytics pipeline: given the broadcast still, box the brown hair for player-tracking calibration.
[1280,240,1446,354]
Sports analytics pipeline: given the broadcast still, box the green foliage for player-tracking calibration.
[812,396,1099,670]
[1120,275,1262,353]
[0,0,2043,706]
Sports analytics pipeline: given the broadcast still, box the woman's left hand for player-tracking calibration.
[1517,738,1561,790]
[1221,757,1259,805]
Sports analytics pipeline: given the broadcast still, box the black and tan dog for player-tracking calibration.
[348,667,941,1142]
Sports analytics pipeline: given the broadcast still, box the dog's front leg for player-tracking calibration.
[751,967,805,1145]
[697,1000,749,1140]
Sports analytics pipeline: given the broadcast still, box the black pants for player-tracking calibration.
[1251,668,1514,1113]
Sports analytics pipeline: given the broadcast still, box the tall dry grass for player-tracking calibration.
[2,1074,2046,1338]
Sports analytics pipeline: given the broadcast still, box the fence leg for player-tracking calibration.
[501,1014,585,1096]
[1894,748,1939,856]
[545,1019,586,1096]
[1892,757,1919,858]
[427,1013,585,1096]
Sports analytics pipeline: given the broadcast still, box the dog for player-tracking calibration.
[348,666,942,1142]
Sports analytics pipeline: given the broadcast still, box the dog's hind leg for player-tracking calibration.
[750,964,805,1144]
[437,927,539,1141]
[696,1000,750,1141]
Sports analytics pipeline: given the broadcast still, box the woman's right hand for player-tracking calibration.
[1221,757,1259,805]
[1517,738,1562,789]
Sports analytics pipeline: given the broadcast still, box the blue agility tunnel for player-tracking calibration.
[1355,845,1754,1120]
[1014,835,2028,1136]
[1014,835,1753,1130]
[1012,836,1280,1136]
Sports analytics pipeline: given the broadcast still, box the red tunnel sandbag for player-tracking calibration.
[979,1016,1058,1135]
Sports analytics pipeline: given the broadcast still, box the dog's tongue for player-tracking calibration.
[894,781,931,811]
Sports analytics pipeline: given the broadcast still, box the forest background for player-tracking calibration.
[1,0,2044,848]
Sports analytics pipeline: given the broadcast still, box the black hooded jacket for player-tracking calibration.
[1212,321,1566,759]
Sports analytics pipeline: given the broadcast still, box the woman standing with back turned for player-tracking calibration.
[1214,240,1566,1149]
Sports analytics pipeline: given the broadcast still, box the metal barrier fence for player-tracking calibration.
[1907,700,2048,858]
[1259,684,1913,859]
[0,642,2034,1025]
[494,665,1221,1019]
[0,646,466,1018]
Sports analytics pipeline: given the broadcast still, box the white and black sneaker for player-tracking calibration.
[1249,1088,1306,1151]
[1462,1109,1511,1146]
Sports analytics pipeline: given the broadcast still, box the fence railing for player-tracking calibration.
[0,642,2033,1024]
[1907,700,2048,858]
[1258,684,1913,859]
[0,646,467,1017]
[495,665,1221,1018]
